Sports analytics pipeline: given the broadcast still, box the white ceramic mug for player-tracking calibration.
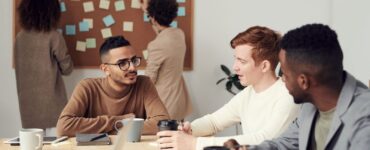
[19,128,43,150]
[115,118,144,142]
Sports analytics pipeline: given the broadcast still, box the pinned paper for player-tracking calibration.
[83,18,93,29]
[115,0,125,11]
[86,38,96,48]
[177,0,186,3]
[142,50,148,60]
[131,0,141,9]
[177,7,185,16]
[101,28,112,38]
[60,2,66,12]
[99,0,110,10]
[66,25,76,35]
[79,21,89,32]
[103,15,115,27]
[57,28,63,34]
[143,13,150,22]
[83,1,95,12]
[123,21,134,32]
[170,21,178,28]
[76,41,86,52]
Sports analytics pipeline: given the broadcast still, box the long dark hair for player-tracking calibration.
[18,0,61,32]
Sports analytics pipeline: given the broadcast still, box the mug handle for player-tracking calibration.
[35,133,42,150]
[114,121,122,132]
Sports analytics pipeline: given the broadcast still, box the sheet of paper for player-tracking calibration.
[83,18,93,29]
[103,15,115,27]
[142,50,148,60]
[176,0,186,3]
[60,2,66,12]
[79,21,89,32]
[66,25,76,35]
[131,0,141,9]
[83,1,95,12]
[86,38,96,48]
[115,0,125,11]
[99,0,110,10]
[170,21,178,28]
[76,41,86,52]
[101,28,112,38]
[123,21,134,32]
[177,7,185,16]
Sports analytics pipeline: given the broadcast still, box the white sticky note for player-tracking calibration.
[83,18,93,29]
[101,28,112,38]
[142,50,148,60]
[86,38,96,48]
[83,1,95,12]
[123,21,134,32]
[115,0,125,11]
[76,41,86,52]
[99,0,110,10]
[131,0,141,9]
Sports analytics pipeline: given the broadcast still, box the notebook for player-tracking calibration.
[76,133,111,146]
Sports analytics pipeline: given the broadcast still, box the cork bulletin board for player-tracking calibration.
[13,0,193,70]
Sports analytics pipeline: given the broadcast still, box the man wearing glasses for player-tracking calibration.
[56,36,170,137]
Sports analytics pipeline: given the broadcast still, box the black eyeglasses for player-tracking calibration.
[104,56,141,71]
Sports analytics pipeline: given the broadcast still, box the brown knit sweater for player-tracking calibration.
[56,75,170,137]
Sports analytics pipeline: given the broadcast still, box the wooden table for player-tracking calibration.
[1,135,159,150]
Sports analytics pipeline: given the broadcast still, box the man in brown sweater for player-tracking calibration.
[56,36,170,137]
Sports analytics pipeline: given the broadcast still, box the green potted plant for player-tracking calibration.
[216,65,245,95]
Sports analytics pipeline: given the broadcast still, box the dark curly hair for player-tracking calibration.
[280,23,343,86]
[230,26,282,71]
[147,0,178,27]
[18,0,61,32]
[100,36,131,61]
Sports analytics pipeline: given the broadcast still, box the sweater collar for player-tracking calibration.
[102,77,132,98]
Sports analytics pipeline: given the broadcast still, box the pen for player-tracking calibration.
[90,133,107,141]
[51,136,68,144]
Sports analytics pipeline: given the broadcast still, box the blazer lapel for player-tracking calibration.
[300,105,317,150]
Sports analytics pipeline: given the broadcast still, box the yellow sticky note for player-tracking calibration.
[142,50,148,60]
[123,21,133,32]
[131,0,141,9]
[99,0,110,10]
[101,28,112,38]
[83,1,95,12]
[83,18,93,29]
[115,0,125,11]
[76,41,86,52]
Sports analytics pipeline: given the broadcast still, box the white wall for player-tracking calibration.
[3,0,369,138]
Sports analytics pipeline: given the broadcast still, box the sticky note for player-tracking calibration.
[83,18,93,29]
[99,0,110,10]
[170,21,178,28]
[83,1,95,12]
[66,25,76,35]
[142,50,148,60]
[79,21,89,32]
[86,38,96,48]
[131,0,141,9]
[123,21,134,32]
[101,28,112,38]
[76,41,86,52]
[177,0,186,3]
[178,7,185,16]
[115,0,125,11]
[60,2,66,12]
[57,28,63,34]
[143,13,149,22]
[103,15,115,27]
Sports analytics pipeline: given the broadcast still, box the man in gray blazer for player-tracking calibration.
[226,24,370,150]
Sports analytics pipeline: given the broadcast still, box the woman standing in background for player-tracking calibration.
[15,0,73,135]
[142,0,192,121]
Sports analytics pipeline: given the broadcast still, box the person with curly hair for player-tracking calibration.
[142,0,192,121]
[14,0,73,135]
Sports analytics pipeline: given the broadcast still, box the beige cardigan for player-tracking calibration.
[145,28,192,120]
[14,30,73,129]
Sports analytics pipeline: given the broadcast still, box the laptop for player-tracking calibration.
[112,118,133,150]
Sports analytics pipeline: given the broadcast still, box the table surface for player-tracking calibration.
[1,135,159,150]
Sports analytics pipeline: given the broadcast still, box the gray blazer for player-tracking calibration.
[249,72,370,150]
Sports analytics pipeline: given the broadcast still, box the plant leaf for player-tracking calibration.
[216,78,226,85]
[221,65,231,76]
[226,81,232,91]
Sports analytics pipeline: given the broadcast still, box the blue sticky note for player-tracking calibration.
[170,21,178,28]
[143,13,149,22]
[66,25,76,35]
[79,21,89,32]
[177,7,185,16]
[60,2,66,12]
[177,0,186,3]
[103,15,115,27]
